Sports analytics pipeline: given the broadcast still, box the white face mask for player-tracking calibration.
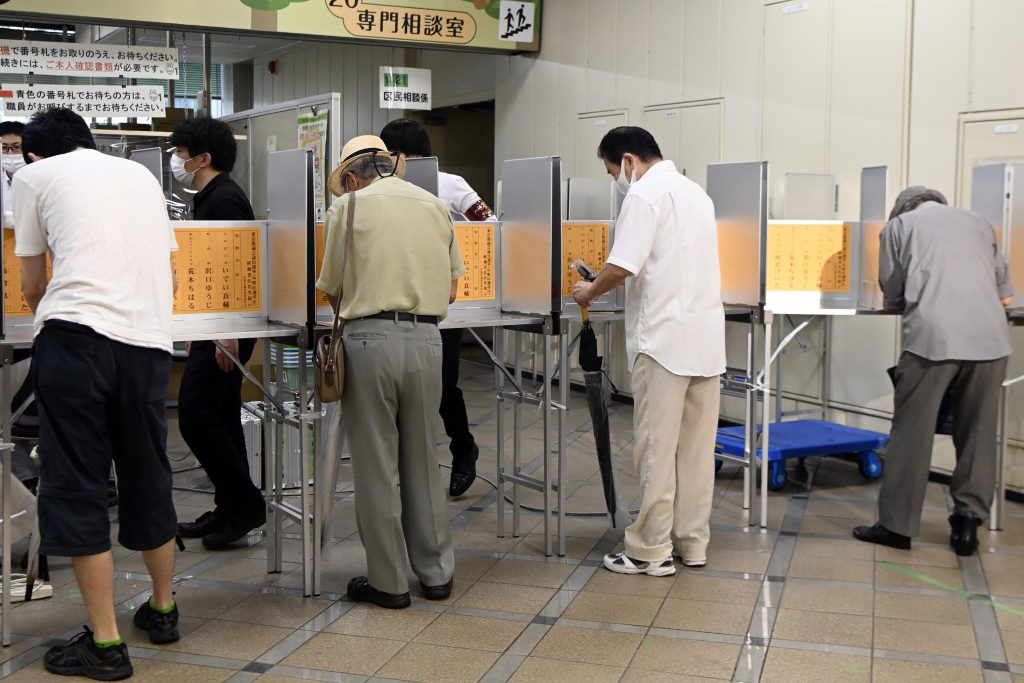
[170,153,198,186]
[614,156,636,195]
[2,155,25,176]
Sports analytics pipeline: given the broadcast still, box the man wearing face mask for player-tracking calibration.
[168,117,265,550]
[573,126,726,577]
[1,121,26,222]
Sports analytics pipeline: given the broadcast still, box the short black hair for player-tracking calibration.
[170,117,237,173]
[379,118,432,157]
[21,108,95,162]
[0,121,24,138]
[597,126,662,164]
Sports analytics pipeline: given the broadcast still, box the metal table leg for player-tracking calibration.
[744,320,755,516]
[557,325,568,557]
[2,352,12,646]
[991,373,1023,531]
[495,327,505,538]
[760,312,773,529]
[512,332,522,537]
[542,334,553,557]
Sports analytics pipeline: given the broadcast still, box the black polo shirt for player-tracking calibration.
[193,172,254,221]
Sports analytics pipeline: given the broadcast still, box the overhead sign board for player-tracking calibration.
[0,0,542,53]
[379,66,431,110]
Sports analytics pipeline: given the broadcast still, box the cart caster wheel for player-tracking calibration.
[715,458,723,473]
[858,452,883,480]
[769,461,787,490]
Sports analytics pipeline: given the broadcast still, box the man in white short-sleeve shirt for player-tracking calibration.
[14,108,181,680]
[574,126,726,578]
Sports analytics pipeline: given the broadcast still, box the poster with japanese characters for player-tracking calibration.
[0,41,179,80]
[298,112,329,221]
[172,228,263,315]
[0,84,166,117]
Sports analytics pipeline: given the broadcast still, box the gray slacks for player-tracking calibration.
[878,351,1008,537]
[341,318,454,595]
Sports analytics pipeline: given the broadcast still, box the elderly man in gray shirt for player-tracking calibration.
[854,187,1014,557]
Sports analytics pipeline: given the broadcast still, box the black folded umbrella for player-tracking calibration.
[579,320,620,526]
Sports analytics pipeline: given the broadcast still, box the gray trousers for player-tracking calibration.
[341,318,454,595]
[879,351,1008,537]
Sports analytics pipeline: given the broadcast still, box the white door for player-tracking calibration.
[644,101,723,190]
[576,110,627,179]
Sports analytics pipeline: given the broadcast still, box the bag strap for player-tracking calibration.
[328,191,356,343]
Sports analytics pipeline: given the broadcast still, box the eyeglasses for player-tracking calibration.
[2,143,22,153]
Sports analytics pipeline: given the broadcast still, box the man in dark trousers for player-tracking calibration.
[170,117,265,549]
[853,186,1014,557]
[380,119,493,496]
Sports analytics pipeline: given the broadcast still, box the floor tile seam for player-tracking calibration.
[128,645,252,671]
[766,638,872,658]
[871,647,987,668]
[0,642,46,679]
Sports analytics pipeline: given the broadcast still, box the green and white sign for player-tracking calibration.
[380,66,431,110]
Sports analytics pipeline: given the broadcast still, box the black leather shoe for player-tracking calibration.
[449,444,479,497]
[133,599,180,644]
[949,513,982,556]
[421,578,453,601]
[202,509,266,549]
[178,510,221,539]
[44,628,133,681]
[852,523,911,549]
[347,576,411,609]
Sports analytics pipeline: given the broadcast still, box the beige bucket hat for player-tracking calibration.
[327,134,406,196]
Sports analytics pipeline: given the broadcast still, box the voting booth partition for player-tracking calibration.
[971,162,1024,531]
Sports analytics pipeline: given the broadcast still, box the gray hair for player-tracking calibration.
[347,153,395,180]
[889,185,948,220]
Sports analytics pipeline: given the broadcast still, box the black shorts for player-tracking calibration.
[33,320,177,556]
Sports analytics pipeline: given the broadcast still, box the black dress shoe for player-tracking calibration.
[852,523,911,549]
[202,509,266,549]
[421,578,453,601]
[178,510,221,539]
[949,513,982,556]
[347,576,411,609]
[449,444,480,497]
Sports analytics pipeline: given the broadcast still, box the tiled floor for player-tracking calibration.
[3,352,1024,682]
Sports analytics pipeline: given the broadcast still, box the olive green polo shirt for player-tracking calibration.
[316,176,466,320]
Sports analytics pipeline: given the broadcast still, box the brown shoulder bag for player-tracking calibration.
[314,191,356,403]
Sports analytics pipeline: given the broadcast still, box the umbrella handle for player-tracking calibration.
[581,305,590,324]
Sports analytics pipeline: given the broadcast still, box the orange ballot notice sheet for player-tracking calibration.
[767,221,852,292]
[172,227,263,314]
[315,222,329,307]
[561,222,609,297]
[455,223,496,301]
[3,230,51,317]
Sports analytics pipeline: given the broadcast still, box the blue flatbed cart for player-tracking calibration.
[714,419,888,490]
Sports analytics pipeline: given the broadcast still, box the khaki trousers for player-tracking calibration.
[624,354,720,563]
[341,318,454,595]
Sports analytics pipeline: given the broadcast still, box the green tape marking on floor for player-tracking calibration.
[878,561,1024,619]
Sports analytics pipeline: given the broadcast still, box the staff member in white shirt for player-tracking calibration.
[380,119,496,497]
[574,126,726,577]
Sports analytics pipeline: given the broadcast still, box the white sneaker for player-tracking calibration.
[603,552,676,577]
[672,550,706,568]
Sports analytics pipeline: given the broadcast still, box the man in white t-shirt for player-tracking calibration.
[574,126,726,577]
[380,119,496,497]
[14,108,181,680]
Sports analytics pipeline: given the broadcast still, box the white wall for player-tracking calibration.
[493,0,1024,485]
[249,41,499,139]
